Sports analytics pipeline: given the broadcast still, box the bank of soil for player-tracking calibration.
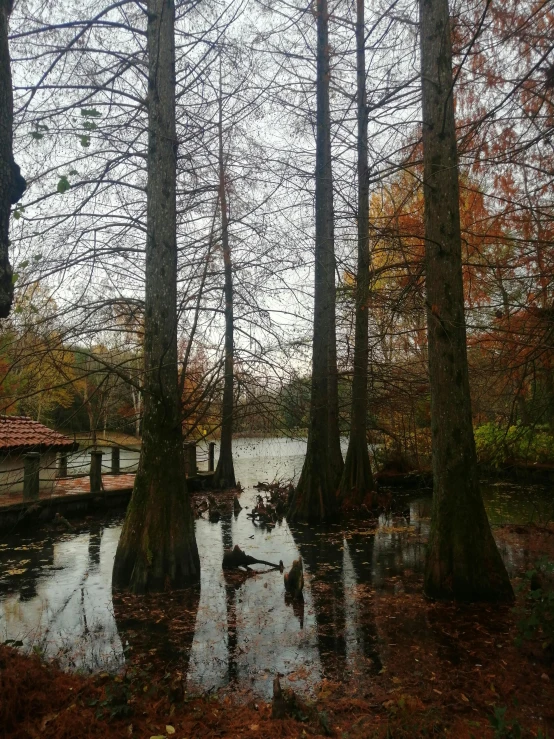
[1,523,553,738]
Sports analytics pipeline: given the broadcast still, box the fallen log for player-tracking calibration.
[222,544,283,571]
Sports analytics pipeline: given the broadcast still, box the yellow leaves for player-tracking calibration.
[166,726,175,735]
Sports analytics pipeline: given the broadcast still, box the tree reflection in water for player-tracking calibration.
[288,523,348,680]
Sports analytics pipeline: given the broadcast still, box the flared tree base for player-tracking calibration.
[113,466,200,594]
[338,435,374,507]
[212,452,236,490]
[424,486,514,603]
[288,445,337,523]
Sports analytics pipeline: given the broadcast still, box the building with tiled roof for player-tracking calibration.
[0,417,78,497]
[0,416,78,454]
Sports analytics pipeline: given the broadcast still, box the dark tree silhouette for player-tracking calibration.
[419,0,513,602]
[339,0,375,506]
[112,0,200,593]
[288,0,338,522]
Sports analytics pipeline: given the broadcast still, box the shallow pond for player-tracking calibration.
[0,437,552,698]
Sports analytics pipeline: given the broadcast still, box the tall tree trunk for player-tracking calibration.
[420,0,513,602]
[338,0,374,506]
[213,78,236,490]
[325,9,342,490]
[0,0,14,317]
[288,0,337,522]
[113,0,200,593]
[328,253,343,489]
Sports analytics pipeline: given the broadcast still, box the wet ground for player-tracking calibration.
[0,438,552,700]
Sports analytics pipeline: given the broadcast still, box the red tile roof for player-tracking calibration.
[0,416,78,453]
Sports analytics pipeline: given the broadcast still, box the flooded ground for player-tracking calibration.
[0,437,552,699]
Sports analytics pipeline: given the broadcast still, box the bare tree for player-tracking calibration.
[0,0,25,317]
[419,0,512,602]
[288,0,338,522]
[338,0,374,506]
[113,0,200,593]
[212,60,237,490]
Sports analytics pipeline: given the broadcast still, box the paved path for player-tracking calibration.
[0,474,135,508]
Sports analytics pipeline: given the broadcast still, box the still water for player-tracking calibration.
[0,437,551,697]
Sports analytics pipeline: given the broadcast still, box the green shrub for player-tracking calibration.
[474,423,554,466]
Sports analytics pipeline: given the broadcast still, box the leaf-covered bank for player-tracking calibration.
[2,523,554,738]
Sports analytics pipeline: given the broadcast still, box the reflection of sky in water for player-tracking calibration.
[0,437,546,694]
[0,528,123,671]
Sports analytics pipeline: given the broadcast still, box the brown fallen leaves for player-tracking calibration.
[2,523,554,738]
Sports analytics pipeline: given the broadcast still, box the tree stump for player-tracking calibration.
[284,557,304,600]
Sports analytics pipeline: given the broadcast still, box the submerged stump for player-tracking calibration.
[284,556,304,601]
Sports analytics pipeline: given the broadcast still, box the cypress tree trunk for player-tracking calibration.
[112,0,200,593]
[420,0,513,602]
[328,263,344,489]
[325,7,342,490]
[212,81,236,490]
[288,0,337,522]
[0,0,14,317]
[338,0,374,506]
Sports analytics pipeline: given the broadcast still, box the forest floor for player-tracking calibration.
[1,523,553,739]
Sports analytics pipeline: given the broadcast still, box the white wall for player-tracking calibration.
[0,452,58,497]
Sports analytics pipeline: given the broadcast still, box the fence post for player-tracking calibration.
[183,442,196,477]
[58,451,68,478]
[23,452,40,502]
[208,442,215,472]
[111,446,120,475]
[90,450,103,493]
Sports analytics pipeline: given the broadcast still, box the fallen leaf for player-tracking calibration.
[461,693,469,702]
[40,713,58,731]
[166,726,175,735]
[250,725,259,731]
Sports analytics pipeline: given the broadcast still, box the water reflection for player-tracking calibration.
[289,523,347,680]
[0,525,123,671]
[0,437,547,696]
[221,512,238,684]
[343,532,382,674]
[113,585,200,675]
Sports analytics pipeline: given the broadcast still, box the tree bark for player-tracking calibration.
[288,0,337,522]
[112,0,200,593]
[212,75,236,490]
[338,0,374,506]
[420,0,513,601]
[0,0,14,317]
[325,7,342,490]
[328,256,343,489]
